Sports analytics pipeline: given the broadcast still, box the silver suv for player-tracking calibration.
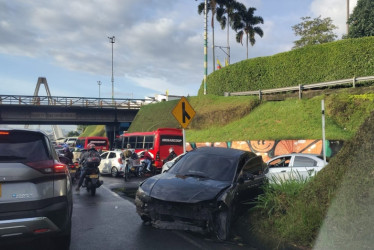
[0,129,73,249]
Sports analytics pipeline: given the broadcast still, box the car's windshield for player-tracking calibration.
[168,152,237,182]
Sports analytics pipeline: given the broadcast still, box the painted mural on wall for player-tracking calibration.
[186,140,343,162]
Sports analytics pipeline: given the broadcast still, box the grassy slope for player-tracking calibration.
[80,125,106,137]
[249,109,374,248]
[128,89,374,142]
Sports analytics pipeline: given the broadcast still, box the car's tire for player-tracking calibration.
[54,217,71,250]
[111,167,118,177]
[90,186,96,196]
[215,209,231,241]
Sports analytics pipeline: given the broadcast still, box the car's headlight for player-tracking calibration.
[136,185,151,202]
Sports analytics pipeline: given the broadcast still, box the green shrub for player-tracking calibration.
[199,37,374,96]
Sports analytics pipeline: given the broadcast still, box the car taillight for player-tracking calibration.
[26,160,67,174]
[0,131,10,135]
[118,158,123,164]
[156,151,160,160]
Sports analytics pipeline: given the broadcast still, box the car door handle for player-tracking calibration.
[281,170,286,172]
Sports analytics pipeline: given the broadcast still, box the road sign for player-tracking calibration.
[172,97,196,128]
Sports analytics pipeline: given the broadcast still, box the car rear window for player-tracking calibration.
[168,152,237,181]
[0,131,50,162]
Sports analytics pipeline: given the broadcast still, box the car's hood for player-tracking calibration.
[141,173,231,203]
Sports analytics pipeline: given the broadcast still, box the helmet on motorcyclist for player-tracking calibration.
[88,143,96,149]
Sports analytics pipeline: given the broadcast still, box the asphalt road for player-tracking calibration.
[69,175,253,250]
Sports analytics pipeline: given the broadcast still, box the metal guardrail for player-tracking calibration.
[0,95,146,109]
[226,76,374,99]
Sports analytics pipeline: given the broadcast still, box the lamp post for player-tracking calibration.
[108,36,115,103]
[203,0,208,95]
[97,81,102,98]
[346,0,349,34]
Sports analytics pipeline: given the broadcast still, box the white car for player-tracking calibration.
[98,151,125,177]
[64,137,78,146]
[266,153,327,182]
[161,153,186,173]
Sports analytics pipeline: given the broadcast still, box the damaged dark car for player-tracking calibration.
[135,147,267,240]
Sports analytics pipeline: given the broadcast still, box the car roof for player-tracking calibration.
[271,153,322,157]
[0,128,48,136]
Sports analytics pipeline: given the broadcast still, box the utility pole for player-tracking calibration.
[346,0,350,34]
[97,81,102,98]
[108,36,115,103]
[204,0,208,95]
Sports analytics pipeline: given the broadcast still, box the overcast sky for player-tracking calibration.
[0,0,357,101]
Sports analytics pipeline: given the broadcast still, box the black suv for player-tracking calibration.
[0,129,73,249]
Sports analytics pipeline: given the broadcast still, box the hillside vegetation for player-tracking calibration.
[247,108,374,249]
[198,37,374,96]
[79,125,106,137]
[128,87,374,142]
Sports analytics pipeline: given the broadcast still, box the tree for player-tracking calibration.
[292,16,338,49]
[67,131,79,137]
[197,0,218,71]
[216,0,242,64]
[347,0,374,38]
[233,3,264,59]
[77,125,88,134]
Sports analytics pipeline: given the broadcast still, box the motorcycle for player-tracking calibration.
[81,166,103,196]
[75,158,103,196]
[124,158,152,181]
[58,156,77,183]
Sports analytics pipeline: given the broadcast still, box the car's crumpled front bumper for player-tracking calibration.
[135,187,218,233]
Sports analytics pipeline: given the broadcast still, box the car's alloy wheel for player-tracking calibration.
[111,167,118,177]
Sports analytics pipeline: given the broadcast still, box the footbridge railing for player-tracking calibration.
[0,95,145,109]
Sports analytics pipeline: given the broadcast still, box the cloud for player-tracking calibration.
[310,0,358,36]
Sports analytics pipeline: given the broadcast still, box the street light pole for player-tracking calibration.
[97,81,102,98]
[108,36,115,103]
[203,0,208,95]
[346,0,350,34]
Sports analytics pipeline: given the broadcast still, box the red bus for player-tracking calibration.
[76,136,110,151]
[121,128,183,170]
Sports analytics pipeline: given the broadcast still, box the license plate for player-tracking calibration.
[70,170,76,173]
[89,174,98,178]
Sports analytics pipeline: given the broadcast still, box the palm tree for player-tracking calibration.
[216,0,242,64]
[198,0,217,71]
[233,4,264,59]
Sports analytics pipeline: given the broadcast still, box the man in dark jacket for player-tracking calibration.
[63,145,73,164]
[164,147,177,164]
[75,143,100,192]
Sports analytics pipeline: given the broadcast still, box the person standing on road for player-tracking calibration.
[143,148,153,172]
[76,143,100,192]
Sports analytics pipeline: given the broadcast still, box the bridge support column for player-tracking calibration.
[105,124,119,150]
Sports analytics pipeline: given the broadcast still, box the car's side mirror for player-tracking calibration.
[245,173,255,181]
[238,173,255,184]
